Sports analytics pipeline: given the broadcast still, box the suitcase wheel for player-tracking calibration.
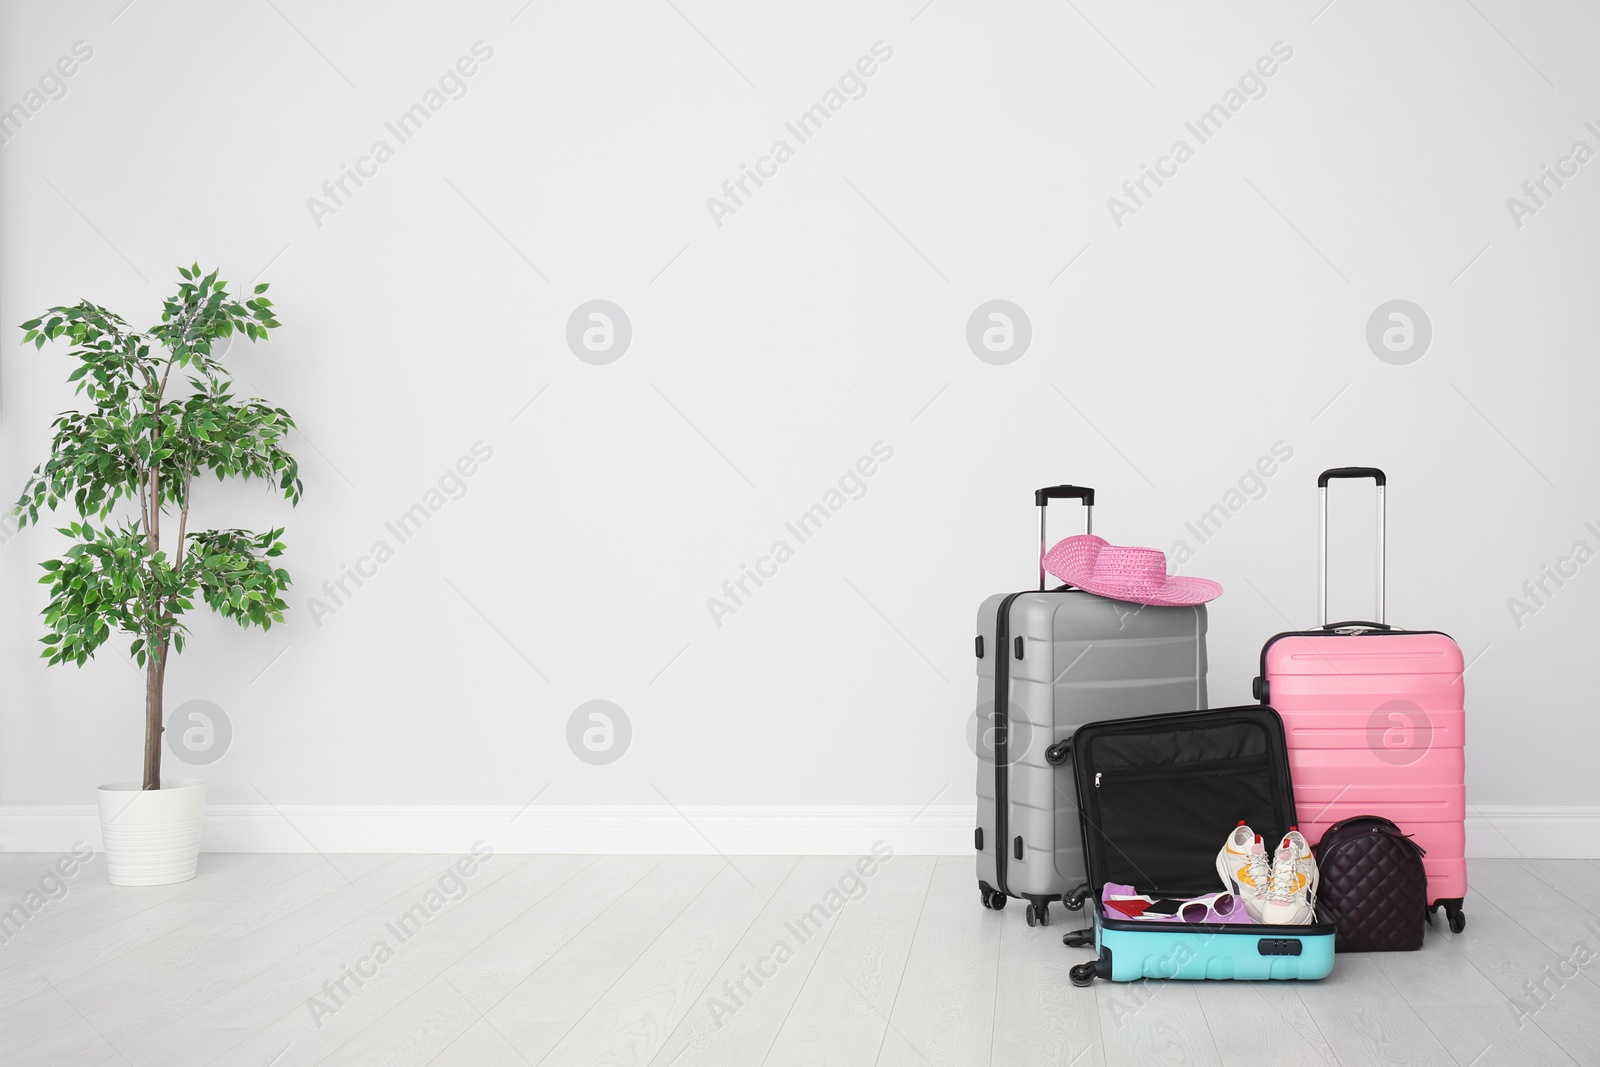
[1431,898,1467,934]
[978,883,1007,911]
[1025,901,1050,927]
[1062,927,1095,949]
[1069,961,1097,987]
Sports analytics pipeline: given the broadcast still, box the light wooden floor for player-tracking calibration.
[0,852,1596,1066]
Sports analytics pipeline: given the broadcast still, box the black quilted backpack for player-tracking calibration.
[1314,815,1428,952]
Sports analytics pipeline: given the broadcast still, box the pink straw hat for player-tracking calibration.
[1043,535,1222,607]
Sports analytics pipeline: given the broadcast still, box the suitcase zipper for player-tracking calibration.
[1320,825,1427,860]
[1255,627,1455,702]
[991,592,1025,897]
[990,588,1074,898]
[1094,757,1270,786]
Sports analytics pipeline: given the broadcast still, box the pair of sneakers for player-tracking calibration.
[1214,821,1318,924]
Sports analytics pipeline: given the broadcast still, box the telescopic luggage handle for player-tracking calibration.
[1318,467,1386,627]
[1317,467,1386,489]
[1036,485,1094,591]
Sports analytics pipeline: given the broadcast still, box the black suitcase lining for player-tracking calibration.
[1074,707,1299,902]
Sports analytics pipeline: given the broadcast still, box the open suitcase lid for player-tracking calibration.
[1069,705,1299,900]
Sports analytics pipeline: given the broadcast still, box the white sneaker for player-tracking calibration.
[1214,822,1272,921]
[1260,828,1318,925]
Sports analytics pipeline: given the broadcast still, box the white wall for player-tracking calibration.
[2,1,1597,852]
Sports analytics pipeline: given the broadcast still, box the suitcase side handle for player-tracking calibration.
[1037,486,1094,591]
[1319,469,1385,626]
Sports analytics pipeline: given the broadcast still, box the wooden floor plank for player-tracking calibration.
[1293,956,1459,1066]
[197,853,549,1067]
[0,851,1593,1066]
[1372,918,1514,1009]
[989,918,1106,1067]
[0,852,120,932]
[505,857,798,1067]
[331,856,726,1067]
[9,1017,121,1067]
[648,856,877,1067]
[1094,976,1223,1067]
[85,854,462,1051]
[1412,1004,1579,1067]
[1382,873,1592,1064]
[763,854,934,1067]
[1189,980,1339,1067]
[1468,858,1600,964]
[1530,859,1600,912]
[89,1027,254,1067]
[0,984,84,1061]
[33,854,398,1016]
[1436,895,1600,1064]
[0,853,294,973]
[876,856,1002,1067]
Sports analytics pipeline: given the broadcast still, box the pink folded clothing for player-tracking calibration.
[1102,883,1247,924]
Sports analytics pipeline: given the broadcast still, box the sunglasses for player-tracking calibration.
[1176,891,1237,923]
[1104,891,1237,922]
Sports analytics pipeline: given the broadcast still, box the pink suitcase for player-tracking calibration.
[1253,467,1467,933]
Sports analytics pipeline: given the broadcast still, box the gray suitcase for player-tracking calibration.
[974,486,1208,926]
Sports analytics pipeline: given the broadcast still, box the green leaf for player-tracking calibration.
[16,276,301,670]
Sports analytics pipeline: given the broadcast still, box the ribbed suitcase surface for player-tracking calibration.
[1262,630,1466,910]
[976,590,1207,919]
[1257,467,1467,931]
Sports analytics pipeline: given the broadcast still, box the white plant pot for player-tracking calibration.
[96,778,205,886]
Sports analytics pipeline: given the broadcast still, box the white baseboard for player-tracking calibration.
[0,805,975,856]
[2,804,1598,857]
[1464,806,1600,860]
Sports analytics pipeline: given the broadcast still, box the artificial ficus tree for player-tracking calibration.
[13,265,301,790]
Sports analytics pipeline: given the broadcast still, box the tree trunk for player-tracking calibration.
[143,641,168,790]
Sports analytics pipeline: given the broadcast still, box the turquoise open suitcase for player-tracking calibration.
[1053,705,1337,985]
